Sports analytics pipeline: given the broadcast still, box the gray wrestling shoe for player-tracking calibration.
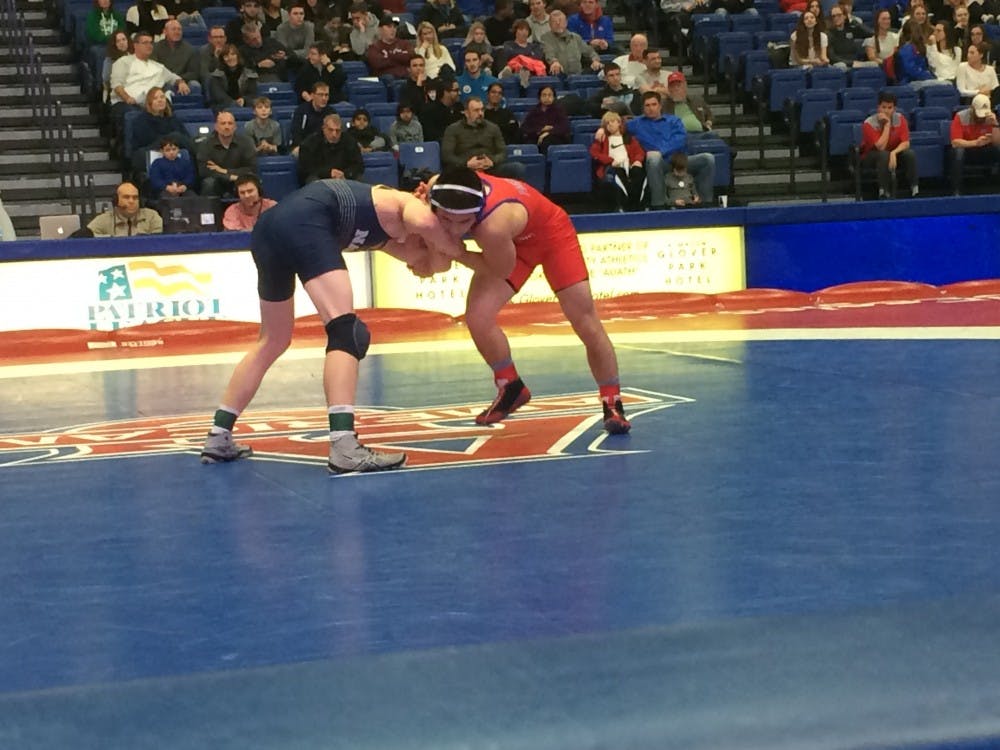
[200,431,253,463]
[328,433,406,475]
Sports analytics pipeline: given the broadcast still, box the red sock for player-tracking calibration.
[493,362,519,387]
[599,384,621,403]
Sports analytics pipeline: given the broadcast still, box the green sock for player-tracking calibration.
[212,407,238,432]
[328,410,354,433]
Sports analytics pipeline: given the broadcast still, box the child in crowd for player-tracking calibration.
[665,152,700,207]
[350,108,389,152]
[388,104,424,151]
[243,96,282,154]
[147,135,198,198]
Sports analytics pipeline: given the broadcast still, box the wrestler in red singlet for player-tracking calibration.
[475,173,589,292]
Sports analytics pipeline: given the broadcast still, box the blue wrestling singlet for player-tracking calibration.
[251,179,392,301]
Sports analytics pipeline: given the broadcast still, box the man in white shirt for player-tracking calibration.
[633,47,669,97]
[611,33,648,87]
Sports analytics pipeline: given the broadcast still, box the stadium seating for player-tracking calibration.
[398,141,441,174]
[361,151,400,188]
[257,156,300,201]
[546,144,592,194]
[506,144,546,193]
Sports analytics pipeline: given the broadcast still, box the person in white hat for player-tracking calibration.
[948,91,1000,194]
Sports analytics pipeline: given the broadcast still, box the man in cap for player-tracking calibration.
[949,92,1000,195]
[366,15,413,78]
[423,167,632,434]
[662,71,713,134]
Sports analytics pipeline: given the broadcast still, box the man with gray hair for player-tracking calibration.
[540,10,602,75]
[239,21,289,82]
[153,19,201,90]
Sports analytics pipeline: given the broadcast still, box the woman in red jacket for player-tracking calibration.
[589,110,646,211]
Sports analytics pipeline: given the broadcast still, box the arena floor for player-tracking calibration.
[2,286,999,749]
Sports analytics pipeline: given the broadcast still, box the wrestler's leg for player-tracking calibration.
[303,268,357,408]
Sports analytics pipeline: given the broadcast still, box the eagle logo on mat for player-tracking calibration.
[0,390,690,471]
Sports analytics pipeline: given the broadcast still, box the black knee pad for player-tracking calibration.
[325,313,371,360]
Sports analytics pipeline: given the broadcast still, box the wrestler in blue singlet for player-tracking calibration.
[251,179,392,301]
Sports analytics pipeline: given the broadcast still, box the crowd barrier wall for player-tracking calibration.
[2,197,998,332]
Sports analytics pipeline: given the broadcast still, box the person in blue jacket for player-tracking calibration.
[895,19,938,87]
[567,0,617,55]
[146,135,198,198]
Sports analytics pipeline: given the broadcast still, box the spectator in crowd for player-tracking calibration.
[295,41,347,103]
[244,95,283,154]
[457,49,499,102]
[199,26,228,86]
[568,0,616,55]
[863,9,898,66]
[441,95,527,178]
[399,54,432,115]
[275,3,316,74]
[790,10,830,68]
[102,30,131,103]
[240,22,290,82]
[462,22,495,71]
[497,19,546,83]
[484,81,521,143]
[298,113,365,183]
[388,103,424,151]
[927,21,962,80]
[208,44,259,110]
[223,174,277,230]
[899,2,933,43]
[349,3,380,59]
[957,40,999,100]
[665,151,700,207]
[153,19,201,90]
[613,90,715,208]
[261,0,288,36]
[367,16,414,78]
[525,0,550,43]
[319,14,353,59]
[291,81,335,149]
[161,0,204,31]
[590,109,646,211]
[611,33,648,88]
[839,0,873,38]
[147,135,198,199]
[301,0,330,29]
[422,77,463,141]
[896,19,938,86]
[951,3,971,48]
[520,84,571,153]
[418,0,467,39]
[827,4,863,68]
[966,25,995,64]
[949,92,1000,192]
[860,90,917,198]
[485,0,517,45]
[415,22,457,79]
[226,0,266,45]
[87,181,163,236]
[350,108,389,151]
[805,0,826,30]
[85,0,126,47]
[663,70,711,132]
[125,0,168,40]
[131,85,193,172]
[196,110,259,197]
[109,31,190,143]
[964,0,996,26]
[589,61,639,117]
[633,47,669,96]
[542,10,602,75]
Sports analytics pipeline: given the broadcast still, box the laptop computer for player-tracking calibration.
[38,214,81,240]
[159,196,221,234]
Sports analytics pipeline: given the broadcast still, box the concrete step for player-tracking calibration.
[0,151,114,167]
[1,125,101,141]
[1,172,120,192]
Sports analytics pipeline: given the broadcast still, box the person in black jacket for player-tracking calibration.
[483,82,520,144]
[290,81,335,150]
[420,77,463,142]
[297,113,365,183]
[294,41,347,103]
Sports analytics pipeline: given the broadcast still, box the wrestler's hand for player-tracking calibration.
[414,181,430,201]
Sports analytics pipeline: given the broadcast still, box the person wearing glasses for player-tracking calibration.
[421,77,464,141]
[827,3,864,69]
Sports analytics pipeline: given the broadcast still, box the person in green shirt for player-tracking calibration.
[85,0,126,46]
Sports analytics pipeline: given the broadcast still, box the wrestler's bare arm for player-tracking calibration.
[459,219,517,278]
[400,197,464,258]
[379,234,452,277]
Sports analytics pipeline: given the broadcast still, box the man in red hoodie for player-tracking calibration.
[366,15,413,78]
[567,0,616,54]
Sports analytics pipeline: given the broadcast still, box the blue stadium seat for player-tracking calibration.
[715,32,753,79]
[767,68,807,113]
[545,144,592,194]
[398,141,441,174]
[347,80,388,106]
[692,15,730,69]
[259,81,297,107]
[506,144,546,192]
[741,49,772,93]
[333,101,357,120]
[567,74,600,93]
[340,60,370,80]
[499,77,520,101]
[688,133,732,192]
[919,84,960,110]
[444,39,465,72]
[839,86,877,114]
[506,97,536,122]
[361,151,400,187]
[174,107,215,123]
[183,26,207,46]
[826,109,866,157]
[171,93,205,111]
[225,106,254,122]
[729,13,766,33]
[911,105,952,132]
[753,0,780,15]
[571,118,601,145]
[753,29,789,48]
[182,120,215,140]
[849,66,886,91]
[257,155,300,200]
[122,108,143,160]
[909,129,945,179]
[523,75,566,98]
[767,12,799,34]
[201,5,238,27]
[809,67,848,92]
[796,87,838,134]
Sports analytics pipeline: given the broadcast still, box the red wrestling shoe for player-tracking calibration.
[602,399,631,434]
[476,378,531,424]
